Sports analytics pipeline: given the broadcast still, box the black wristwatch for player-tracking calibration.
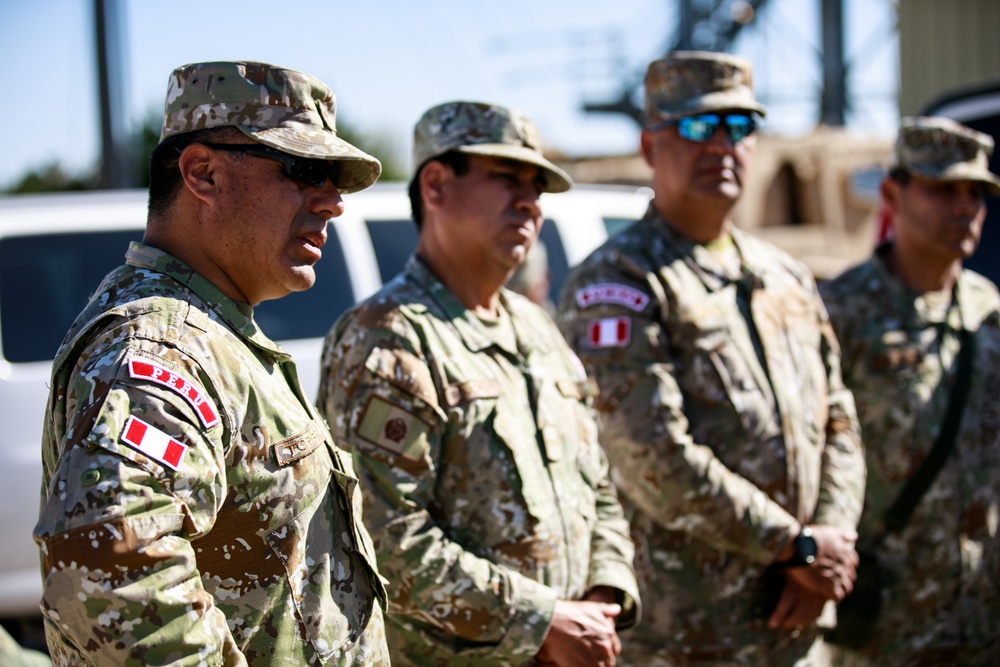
[776,527,817,568]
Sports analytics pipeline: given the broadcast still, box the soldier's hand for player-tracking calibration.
[583,585,619,605]
[767,576,827,630]
[788,524,859,601]
[535,599,622,667]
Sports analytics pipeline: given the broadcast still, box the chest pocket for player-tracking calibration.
[262,421,333,524]
[196,422,331,578]
[672,300,782,448]
[437,377,554,562]
[861,330,944,484]
[502,373,599,537]
[263,422,381,660]
[778,294,829,447]
[537,376,604,493]
[198,420,374,660]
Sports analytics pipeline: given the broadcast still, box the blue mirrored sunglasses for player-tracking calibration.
[184,143,339,188]
[662,113,758,144]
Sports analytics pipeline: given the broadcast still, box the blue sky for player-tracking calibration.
[0,0,898,187]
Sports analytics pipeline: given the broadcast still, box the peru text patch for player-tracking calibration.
[129,359,220,428]
[575,283,650,311]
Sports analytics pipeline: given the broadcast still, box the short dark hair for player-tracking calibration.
[147,127,247,219]
[408,151,471,230]
[887,166,912,186]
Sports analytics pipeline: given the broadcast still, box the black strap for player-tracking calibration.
[880,328,975,538]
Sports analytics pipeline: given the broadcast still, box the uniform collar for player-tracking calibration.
[126,242,287,356]
[870,243,969,331]
[647,206,764,292]
[405,256,543,357]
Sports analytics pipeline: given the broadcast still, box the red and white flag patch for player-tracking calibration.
[120,416,189,471]
[587,317,631,348]
[128,359,220,428]
[576,283,650,312]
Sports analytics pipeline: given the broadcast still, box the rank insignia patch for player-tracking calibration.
[120,416,189,471]
[384,417,408,443]
[357,396,430,461]
[576,283,650,311]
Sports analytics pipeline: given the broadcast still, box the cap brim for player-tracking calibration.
[910,163,1000,197]
[454,143,573,193]
[649,90,768,126]
[239,126,382,194]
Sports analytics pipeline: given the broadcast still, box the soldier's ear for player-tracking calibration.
[420,160,452,213]
[880,177,901,215]
[640,130,657,168]
[177,143,221,205]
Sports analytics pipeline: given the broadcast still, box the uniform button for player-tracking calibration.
[81,469,101,486]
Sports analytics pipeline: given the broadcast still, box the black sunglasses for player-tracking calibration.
[183,143,339,188]
[658,113,758,144]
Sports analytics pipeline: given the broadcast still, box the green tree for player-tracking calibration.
[5,163,92,194]
[3,113,406,194]
[338,122,408,182]
[129,110,163,189]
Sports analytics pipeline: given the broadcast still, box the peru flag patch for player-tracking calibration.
[128,359,219,428]
[587,317,631,348]
[120,416,188,471]
[576,283,650,312]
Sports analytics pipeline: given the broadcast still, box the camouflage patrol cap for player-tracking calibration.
[892,116,1000,195]
[412,101,572,193]
[644,51,767,128]
[160,61,381,193]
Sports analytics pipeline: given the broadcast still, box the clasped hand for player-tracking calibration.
[768,525,859,630]
[535,588,622,667]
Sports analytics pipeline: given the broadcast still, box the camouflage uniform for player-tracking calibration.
[558,216,865,665]
[820,118,1000,666]
[34,245,388,666]
[555,51,864,666]
[318,256,639,667]
[822,253,1000,665]
[33,62,388,666]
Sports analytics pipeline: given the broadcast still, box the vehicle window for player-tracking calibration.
[603,216,638,236]
[0,230,143,363]
[0,228,353,364]
[254,230,355,341]
[539,220,570,304]
[366,219,418,284]
[848,167,884,206]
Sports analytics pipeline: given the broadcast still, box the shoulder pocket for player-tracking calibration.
[365,346,440,408]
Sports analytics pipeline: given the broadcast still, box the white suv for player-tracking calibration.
[0,182,651,626]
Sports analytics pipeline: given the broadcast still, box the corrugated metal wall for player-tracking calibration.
[899,0,1000,114]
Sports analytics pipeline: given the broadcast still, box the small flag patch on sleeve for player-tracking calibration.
[128,358,220,428]
[587,316,631,348]
[120,416,188,471]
